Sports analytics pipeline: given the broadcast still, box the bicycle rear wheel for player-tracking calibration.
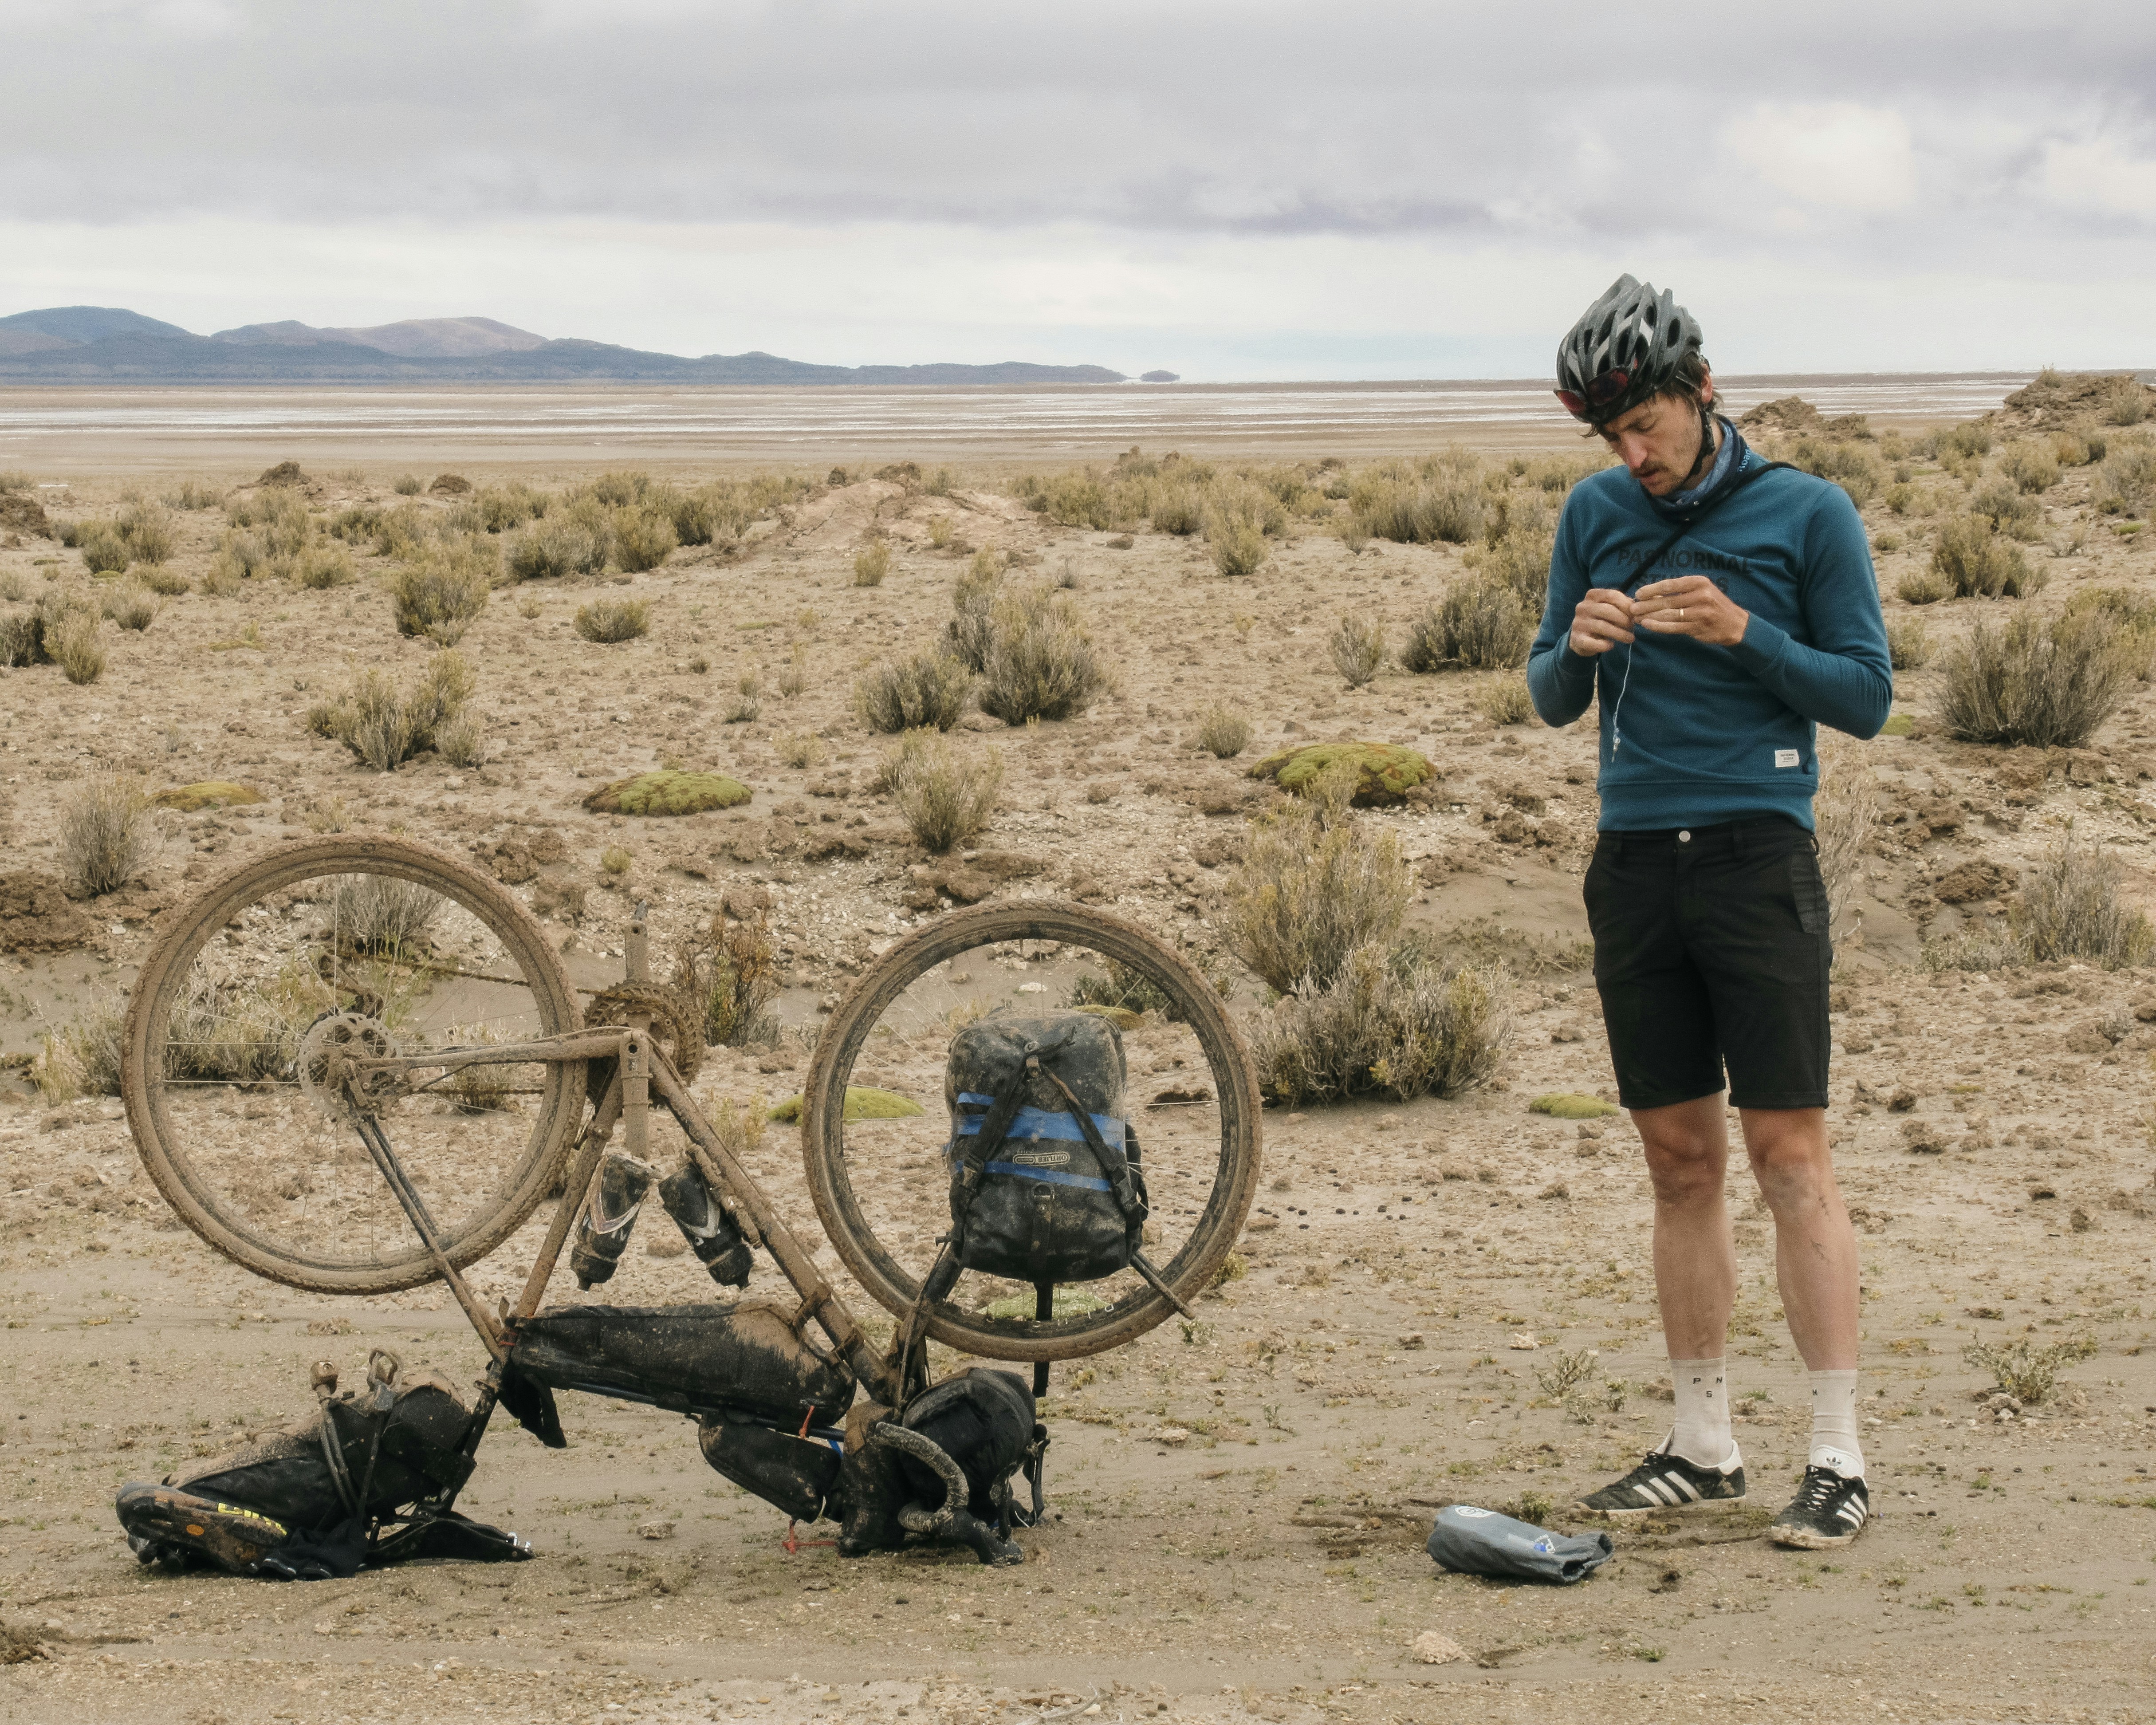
[121,836,585,1294]
[799,901,1263,1363]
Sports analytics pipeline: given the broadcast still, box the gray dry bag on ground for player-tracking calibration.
[943,1012,1147,1284]
[1427,1504,1614,1584]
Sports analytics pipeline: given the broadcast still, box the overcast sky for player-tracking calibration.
[4,0,2154,379]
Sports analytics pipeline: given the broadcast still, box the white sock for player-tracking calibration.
[1808,1369,1864,1478]
[1666,1356,1736,1470]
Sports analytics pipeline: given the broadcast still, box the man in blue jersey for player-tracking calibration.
[1528,276,1891,1549]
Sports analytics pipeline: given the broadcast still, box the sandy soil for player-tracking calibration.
[4,417,2156,1725]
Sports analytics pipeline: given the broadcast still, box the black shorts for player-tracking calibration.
[1582,817,1831,1112]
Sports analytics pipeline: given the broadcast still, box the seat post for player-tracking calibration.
[622,903,655,1165]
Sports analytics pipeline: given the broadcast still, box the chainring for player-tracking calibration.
[583,981,705,1103]
[296,1011,402,1123]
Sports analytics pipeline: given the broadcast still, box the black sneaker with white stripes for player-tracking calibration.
[1769,1466,1870,1548]
[1574,1447,1746,1518]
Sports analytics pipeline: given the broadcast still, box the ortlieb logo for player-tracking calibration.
[1010,1147,1072,1167]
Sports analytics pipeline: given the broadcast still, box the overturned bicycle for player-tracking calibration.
[110,837,1262,1578]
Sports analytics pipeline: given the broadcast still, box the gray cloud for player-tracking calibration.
[8,0,2153,244]
[3,0,2153,375]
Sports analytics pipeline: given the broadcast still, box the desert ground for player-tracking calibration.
[4,374,2156,1725]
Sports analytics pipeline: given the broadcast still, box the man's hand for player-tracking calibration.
[1632,575,1750,648]
[1568,587,1636,657]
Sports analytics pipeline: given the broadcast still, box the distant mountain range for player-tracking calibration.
[0,307,1151,385]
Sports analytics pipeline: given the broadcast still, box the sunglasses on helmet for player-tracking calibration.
[1553,366,1633,421]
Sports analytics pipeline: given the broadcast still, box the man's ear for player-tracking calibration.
[1698,373,1715,410]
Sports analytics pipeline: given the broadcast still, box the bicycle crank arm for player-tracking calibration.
[646,1052,898,1405]
[349,1108,508,1360]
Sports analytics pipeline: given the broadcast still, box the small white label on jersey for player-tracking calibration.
[1774,748,1800,768]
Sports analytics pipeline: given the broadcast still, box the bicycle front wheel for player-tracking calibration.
[800,901,1263,1363]
[121,836,585,1294]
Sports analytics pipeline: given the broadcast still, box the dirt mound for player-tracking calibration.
[0,492,50,538]
[1738,396,1823,435]
[1987,370,2156,434]
[0,871,93,952]
[255,460,304,486]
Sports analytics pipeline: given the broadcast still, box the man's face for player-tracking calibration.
[1597,382,1713,497]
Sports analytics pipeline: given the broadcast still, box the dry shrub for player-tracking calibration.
[392,542,496,644]
[49,606,104,684]
[1247,938,1511,1106]
[138,567,190,597]
[1479,517,1554,616]
[856,648,972,733]
[332,874,447,957]
[1884,614,1931,669]
[1999,442,2060,494]
[978,583,1106,724]
[1896,567,1948,606]
[926,514,953,550]
[1474,673,1534,726]
[725,671,762,724]
[2100,440,2156,514]
[2102,377,2150,428]
[506,518,607,581]
[854,538,892,587]
[436,711,487,768]
[1039,470,1116,531]
[1226,763,1409,994]
[574,597,650,644]
[945,551,1005,670]
[1203,477,1281,577]
[1939,607,2133,748]
[106,583,160,631]
[2015,829,2154,969]
[163,478,223,510]
[1403,578,1532,672]
[1782,437,1884,508]
[2062,585,2156,678]
[1196,704,1252,758]
[1971,480,2043,541]
[1813,748,1879,932]
[392,473,423,496]
[1150,484,1204,536]
[1328,613,1385,687]
[774,731,825,769]
[292,544,357,590]
[116,498,177,564]
[1350,451,1486,544]
[775,642,809,698]
[77,522,130,574]
[59,774,157,896]
[677,908,780,1048]
[30,1002,125,1102]
[1932,514,2042,599]
[886,730,1003,852]
[609,506,677,572]
[307,652,473,772]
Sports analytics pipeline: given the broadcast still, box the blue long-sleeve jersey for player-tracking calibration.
[1526,428,1892,831]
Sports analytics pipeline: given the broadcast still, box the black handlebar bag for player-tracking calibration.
[942,1012,1148,1284]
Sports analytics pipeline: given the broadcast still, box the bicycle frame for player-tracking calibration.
[324,914,901,1406]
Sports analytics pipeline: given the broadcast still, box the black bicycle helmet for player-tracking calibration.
[1554,274,1703,425]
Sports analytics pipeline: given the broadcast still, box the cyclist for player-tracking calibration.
[1528,276,1891,1548]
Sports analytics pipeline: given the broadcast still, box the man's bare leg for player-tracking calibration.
[1571,1094,1748,1512]
[1634,1095,1738,1359]
[1738,1106,1858,1371]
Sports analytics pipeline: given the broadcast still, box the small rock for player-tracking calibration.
[1508,1332,1539,1351]
[636,1520,676,1541]
[1153,1426,1191,1446]
[1398,1333,1426,1351]
[1412,1630,1470,1666]
[1887,1088,1918,1113]
[645,1234,688,1258]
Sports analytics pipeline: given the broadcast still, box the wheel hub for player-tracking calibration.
[297,1012,401,1122]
